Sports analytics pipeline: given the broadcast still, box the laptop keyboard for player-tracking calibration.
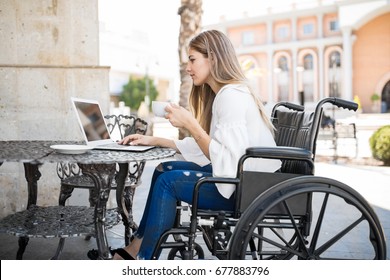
[101,143,132,149]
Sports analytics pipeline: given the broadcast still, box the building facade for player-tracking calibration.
[207,0,390,113]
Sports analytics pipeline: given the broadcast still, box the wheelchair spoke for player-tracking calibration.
[252,230,306,259]
[281,200,310,256]
[309,192,329,252]
[314,215,365,257]
[269,226,296,250]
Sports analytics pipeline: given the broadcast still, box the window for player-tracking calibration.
[277,26,289,39]
[303,23,314,35]
[242,31,255,46]
[328,51,341,98]
[329,20,339,32]
[303,54,313,70]
[329,51,341,67]
[278,56,288,72]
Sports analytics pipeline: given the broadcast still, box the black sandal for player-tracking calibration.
[87,247,117,260]
[87,235,136,260]
[115,248,135,260]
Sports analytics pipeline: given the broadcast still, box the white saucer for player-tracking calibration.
[50,144,93,155]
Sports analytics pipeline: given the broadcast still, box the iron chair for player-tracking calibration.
[153,97,387,260]
[56,115,148,252]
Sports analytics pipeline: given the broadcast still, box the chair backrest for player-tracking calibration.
[271,104,322,175]
[104,114,148,139]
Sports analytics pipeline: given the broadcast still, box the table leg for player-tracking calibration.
[116,163,130,244]
[16,163,42,259]
[79,163,116,260]
[23,163,42,207]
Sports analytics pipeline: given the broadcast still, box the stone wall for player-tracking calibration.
[0,0,110,217]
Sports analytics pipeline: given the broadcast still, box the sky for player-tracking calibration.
[98,0,316,34]
[98,0,325,67]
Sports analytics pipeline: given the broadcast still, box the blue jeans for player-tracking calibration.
[135,161,235,259]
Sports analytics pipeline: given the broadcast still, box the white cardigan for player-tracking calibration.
[174,84,281,199]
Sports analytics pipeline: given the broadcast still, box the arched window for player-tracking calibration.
[301,54,315,102]
[276,55,290,101]
[381,80,390,113]
[278,56,288,72]
[328,51,341,97]
[329,51,341,67]
[303,54,313,70]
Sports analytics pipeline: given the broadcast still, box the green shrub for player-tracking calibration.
[120,76,158,111]
[370,93,380,102]
[369,125,390,166]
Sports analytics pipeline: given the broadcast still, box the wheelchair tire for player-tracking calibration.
[167,243,205,260]
[229,176,387,260]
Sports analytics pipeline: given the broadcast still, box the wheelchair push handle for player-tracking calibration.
[331,97,358,111]
[318,97,358,112]
[272,102,304,113]
[283,102,305,112]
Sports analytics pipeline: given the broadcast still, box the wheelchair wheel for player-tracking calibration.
[229,176,387,260]
[167,243,205,260]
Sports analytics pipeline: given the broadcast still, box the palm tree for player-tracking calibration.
[177,0,202,139]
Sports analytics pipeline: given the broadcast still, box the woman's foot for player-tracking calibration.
[113,237,142,260]
[87,235,139,260]
[113,248,135,260]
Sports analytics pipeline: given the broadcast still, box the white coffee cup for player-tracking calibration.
[152,101,170,117]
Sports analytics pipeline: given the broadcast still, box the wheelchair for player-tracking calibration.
[152,97,387,260]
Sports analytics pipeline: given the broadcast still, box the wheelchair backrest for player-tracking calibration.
[272,108,321,175]
[234,99,356,217]
[234,108,320,217]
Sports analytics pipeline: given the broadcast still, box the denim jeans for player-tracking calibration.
[135,161,235,259]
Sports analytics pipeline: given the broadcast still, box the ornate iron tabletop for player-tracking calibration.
[0,140,176,164]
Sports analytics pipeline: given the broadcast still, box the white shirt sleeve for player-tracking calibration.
[174,137,211,167]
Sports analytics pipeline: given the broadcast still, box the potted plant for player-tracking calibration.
[370,93,380,113]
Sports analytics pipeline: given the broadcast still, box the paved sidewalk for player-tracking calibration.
[0,158,388,260]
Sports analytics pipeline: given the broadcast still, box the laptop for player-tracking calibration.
[71,97,155,152]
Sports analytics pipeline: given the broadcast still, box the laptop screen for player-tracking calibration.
[73,100,110,141]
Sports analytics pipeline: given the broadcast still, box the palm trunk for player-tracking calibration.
[177,0,202,139]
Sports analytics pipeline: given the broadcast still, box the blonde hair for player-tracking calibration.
[188,29,274,134]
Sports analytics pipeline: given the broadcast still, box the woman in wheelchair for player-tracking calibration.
[116,29,281,260]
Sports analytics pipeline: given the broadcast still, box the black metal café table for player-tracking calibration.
[0,140,175,259]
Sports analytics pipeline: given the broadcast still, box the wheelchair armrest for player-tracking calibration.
[242,146,315,177]
[245,146,313,161]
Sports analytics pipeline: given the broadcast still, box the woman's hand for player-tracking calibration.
[165,103,210,158]
[118,134,155,146]
[165,103,196,129]
[119,134,178,151]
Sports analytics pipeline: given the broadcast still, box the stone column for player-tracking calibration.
[341,26,353,101]
[266,20,273,44]
[0,0,109,217]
